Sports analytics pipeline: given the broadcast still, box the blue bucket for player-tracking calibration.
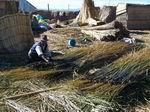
[68,38,76,47]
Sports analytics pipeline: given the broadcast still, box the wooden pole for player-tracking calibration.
[48,3,50,12]
[30,87,81,112]
[4,87,61,100]
[68,4,70,11]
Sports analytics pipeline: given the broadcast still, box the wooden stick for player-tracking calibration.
[4,87,60,100]
[29,86,81,112]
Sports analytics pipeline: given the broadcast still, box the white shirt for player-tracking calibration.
[35,46,43,56]
[35,45,51,57]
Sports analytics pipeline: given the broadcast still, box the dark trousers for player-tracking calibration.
[28,53,43,63]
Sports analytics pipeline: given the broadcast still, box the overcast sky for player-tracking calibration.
[27,0,150,10]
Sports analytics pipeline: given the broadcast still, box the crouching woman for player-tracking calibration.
[28,35,51,63]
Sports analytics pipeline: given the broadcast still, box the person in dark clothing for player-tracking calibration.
[28,35,51,63]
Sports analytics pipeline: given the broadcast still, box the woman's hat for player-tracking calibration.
[41,35,48,41]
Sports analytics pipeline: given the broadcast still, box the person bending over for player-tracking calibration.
[28,35,51,63]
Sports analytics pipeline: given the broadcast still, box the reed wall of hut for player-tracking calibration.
[127,4,150,30]
[0,14,34,54]
[0,1,19,17]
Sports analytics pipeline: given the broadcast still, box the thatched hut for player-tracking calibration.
[0,0,36,17]
[127,4,150,30]
[0,0,19,17]
[0,14,34,54]
[117,3,150,30]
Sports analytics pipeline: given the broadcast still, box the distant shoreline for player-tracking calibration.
[37,8,80,12]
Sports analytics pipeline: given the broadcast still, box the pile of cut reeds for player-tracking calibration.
[87,48,150,84]
[64,42,141,74]
[74,48,150,105]
[0,79,120,112]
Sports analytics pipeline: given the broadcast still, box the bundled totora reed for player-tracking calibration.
[87,48,150,84]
